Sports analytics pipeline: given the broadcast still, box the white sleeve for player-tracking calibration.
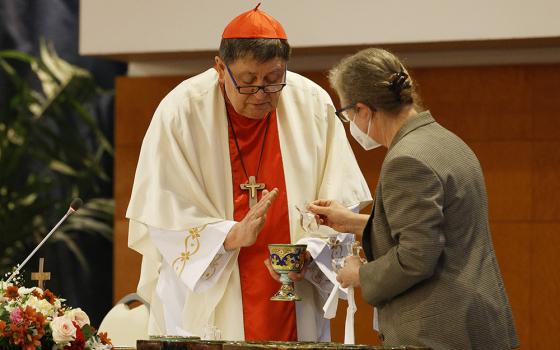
[148,220,237,293]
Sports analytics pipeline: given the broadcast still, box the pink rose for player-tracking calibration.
[50,316,77,345]
[67,308,90,328]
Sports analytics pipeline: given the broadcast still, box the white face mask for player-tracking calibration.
[350,115,381,150]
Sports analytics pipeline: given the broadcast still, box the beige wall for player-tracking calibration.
[80,0,560,56]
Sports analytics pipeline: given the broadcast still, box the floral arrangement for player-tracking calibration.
[0,280,112,350]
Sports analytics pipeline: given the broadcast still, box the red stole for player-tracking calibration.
[226,103,297,341]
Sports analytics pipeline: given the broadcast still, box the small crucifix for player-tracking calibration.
[31,258,51,290]
[240,175,265,208]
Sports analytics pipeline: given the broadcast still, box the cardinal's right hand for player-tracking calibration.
[224,188,279,251]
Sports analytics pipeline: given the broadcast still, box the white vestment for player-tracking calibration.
[126,68,372,341]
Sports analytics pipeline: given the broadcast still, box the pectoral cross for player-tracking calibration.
[31,258,51,290]
[240,175,265,208]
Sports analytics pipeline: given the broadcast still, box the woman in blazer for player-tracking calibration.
[309,48,519,350]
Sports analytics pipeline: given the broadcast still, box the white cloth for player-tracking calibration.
[318,205,360,321]
[126,68,372,340]
[314,233,357,344]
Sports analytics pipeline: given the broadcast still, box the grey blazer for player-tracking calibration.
[359,111,519,349]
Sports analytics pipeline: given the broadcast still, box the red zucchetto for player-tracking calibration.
[222,3,287,39]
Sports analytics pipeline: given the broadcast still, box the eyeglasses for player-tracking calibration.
[335,104,357,123]
[225,63,287,95]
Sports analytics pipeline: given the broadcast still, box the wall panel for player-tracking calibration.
[531,223,560,348]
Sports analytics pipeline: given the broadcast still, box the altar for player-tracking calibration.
[135,339,431,350]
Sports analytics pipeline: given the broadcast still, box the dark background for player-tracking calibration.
[0,0,126,326]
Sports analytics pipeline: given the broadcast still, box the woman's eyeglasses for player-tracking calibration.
[335,104,357,123]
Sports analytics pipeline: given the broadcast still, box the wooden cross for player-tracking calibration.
[240,175,265,208]
[31,258,51,290]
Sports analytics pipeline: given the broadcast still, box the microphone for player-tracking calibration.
[4,198,83,285]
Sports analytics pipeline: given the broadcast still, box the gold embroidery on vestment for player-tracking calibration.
[202,252,224,280]
[172,224,206,275]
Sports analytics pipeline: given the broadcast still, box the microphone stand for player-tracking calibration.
[4,201,81,285]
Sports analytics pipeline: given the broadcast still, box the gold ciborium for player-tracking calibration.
[268,244,307,301]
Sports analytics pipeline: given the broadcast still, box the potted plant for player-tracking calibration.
[0,40,113,286]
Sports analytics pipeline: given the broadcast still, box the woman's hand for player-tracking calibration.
[307,199,368,236]
[336,256,363,288]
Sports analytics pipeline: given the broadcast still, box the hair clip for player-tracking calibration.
[389,71,411,101]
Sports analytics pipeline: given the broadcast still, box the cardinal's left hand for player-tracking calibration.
[264,251,312,282]
[336,256,363,288]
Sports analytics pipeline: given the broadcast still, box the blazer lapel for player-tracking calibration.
[362,183,380,262]
[362,213,375,261]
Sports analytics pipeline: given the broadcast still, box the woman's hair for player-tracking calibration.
[328,48,423,114]
[219,38,291,64]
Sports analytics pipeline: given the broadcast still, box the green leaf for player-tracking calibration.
[0,50,37,64]
[17,193,37,206]
[81,324,95,340]
[48,160,78,176]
